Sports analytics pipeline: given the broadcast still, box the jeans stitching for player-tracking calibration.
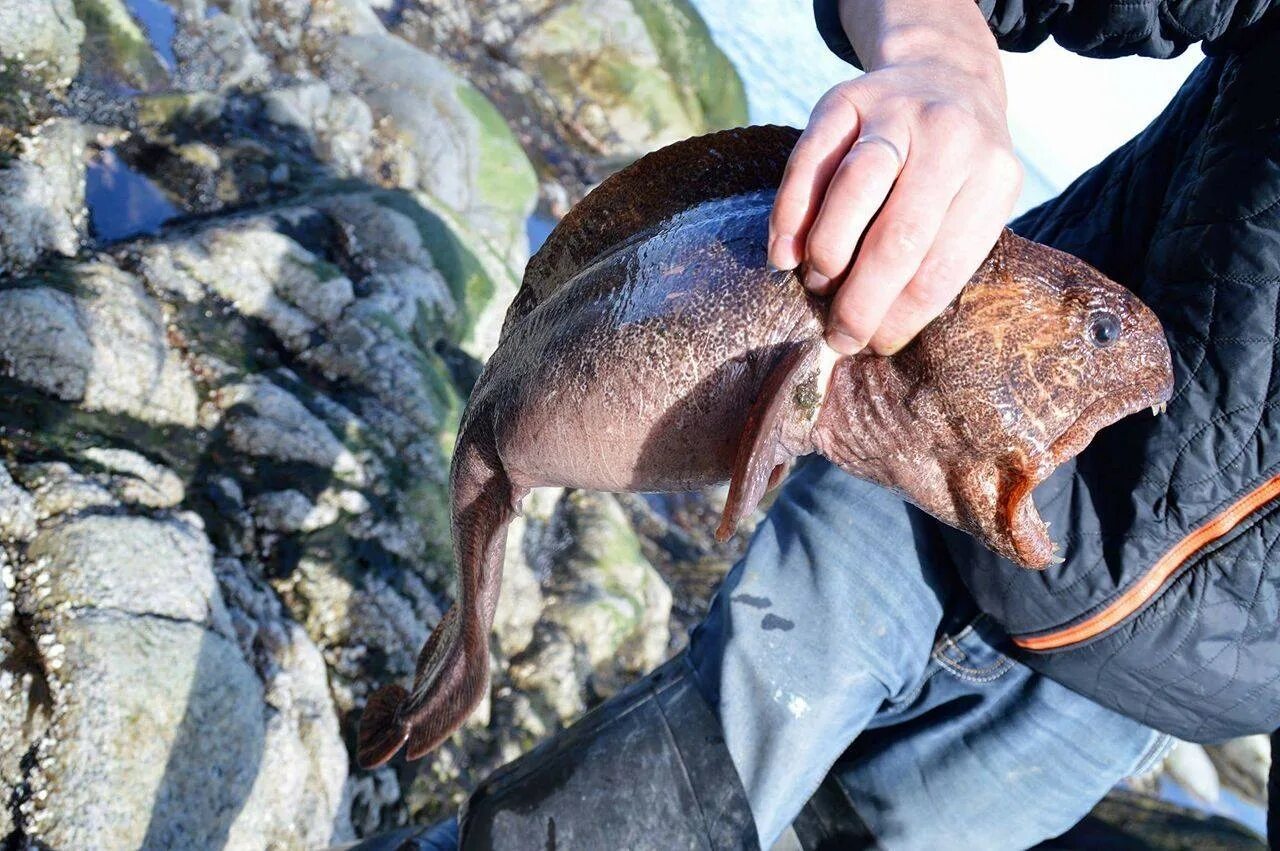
[891,663,944,709]
[1127,732,1175,779]
[931,621,1015,684]
[934,654,1014,684]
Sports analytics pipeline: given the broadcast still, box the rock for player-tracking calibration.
[540,491,673,699]
[318,190,508,358]
[0,119,88,274]
[14,461,118,520]
[507,626,591,726]
[1207,735,1271,805]
[508,0,746,157]
[25,514,232,630]
[76,262,200,427]
[0,0,756,840]
[139,223,356,348]
[0,260,198,426]
[1164,740,1222,804]
[262,81,374,176]
[250,489,340,534]
[397,0,747,198]
[172,9,271,93]
[329,34,536,266]
[1041,790,1265,849]
[74,0,168,91]
[81,446,186,508]
[0,285,93,401]
[6,508,350,849]
[216,380,362,480]
[0,462,38,544]
[0,0,84,87]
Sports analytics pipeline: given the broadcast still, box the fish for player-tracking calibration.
[356,125,1174,768]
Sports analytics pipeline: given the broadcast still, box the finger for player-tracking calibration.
[801,130,905,296]
[768,87,862,271]
[869,162,1021,354]
[826,140,969,354]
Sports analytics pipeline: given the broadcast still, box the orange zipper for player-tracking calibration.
[1014,471,1280,652]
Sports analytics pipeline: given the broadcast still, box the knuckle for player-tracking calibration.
[987,149,1024,185]
[818,81,863,116]
[904,271,963,311]
[782,144,822,181]
[833,305,875,346]
[805,235,847,275]
[876,219,929,261]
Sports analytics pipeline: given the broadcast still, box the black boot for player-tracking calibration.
[460,653,760,850]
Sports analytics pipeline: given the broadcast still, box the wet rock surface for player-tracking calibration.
[0,0,751,845]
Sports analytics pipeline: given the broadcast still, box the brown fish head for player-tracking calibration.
[886,230,1173,567]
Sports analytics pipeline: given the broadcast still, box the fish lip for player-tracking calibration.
[1006,375,1173,568]
[1048,376,1173,465]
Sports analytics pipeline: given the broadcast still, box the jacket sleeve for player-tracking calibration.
[814,0,1278,66]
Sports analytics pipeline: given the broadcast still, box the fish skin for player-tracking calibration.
[356,127,1174,769]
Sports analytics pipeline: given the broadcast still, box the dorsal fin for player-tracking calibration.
[506,125,801,331]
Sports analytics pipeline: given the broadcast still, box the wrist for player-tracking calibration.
[839,0,1004,92]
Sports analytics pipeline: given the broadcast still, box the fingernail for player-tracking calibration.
[770,235,797,270]
[805,269,830,292]
[827,330,863,355]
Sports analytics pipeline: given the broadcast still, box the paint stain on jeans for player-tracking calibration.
[761,613,794,631]
[732,593,772,609]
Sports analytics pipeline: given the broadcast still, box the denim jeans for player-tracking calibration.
[686,457,1172,850]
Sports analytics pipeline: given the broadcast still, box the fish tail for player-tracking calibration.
[357,428,520,767]
[356,684,410,768]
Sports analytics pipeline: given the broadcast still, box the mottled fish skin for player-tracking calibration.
[356,126,1175,769]
[480,190,824,495]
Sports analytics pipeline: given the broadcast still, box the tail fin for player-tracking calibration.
[356,431,521,768]
[356,684,410,768]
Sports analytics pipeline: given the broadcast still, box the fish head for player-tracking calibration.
[890,230,1174,567]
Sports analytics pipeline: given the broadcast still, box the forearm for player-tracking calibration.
[838,0,1001,82]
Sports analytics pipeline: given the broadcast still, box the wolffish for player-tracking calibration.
[357,125,1174,768]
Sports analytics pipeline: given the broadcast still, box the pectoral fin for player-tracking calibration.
[716,341,821,541]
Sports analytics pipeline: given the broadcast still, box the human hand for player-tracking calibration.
[769,0,1022,355]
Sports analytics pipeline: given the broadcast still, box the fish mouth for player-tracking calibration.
[1005,376,1174,568]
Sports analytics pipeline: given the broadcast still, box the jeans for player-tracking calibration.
[686,457,1172,850]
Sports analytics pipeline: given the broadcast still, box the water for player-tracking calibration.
[85,148,181,242]
[526,210,558,254]
[125,0,178,70]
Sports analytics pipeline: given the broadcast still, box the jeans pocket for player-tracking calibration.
[932,615,1015,684]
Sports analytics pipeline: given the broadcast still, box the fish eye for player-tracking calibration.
[1088,311,1121,347]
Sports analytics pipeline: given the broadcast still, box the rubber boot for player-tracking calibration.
[459,653,760,850]
[789,775,876,851]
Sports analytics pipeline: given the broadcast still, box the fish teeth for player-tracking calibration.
[1150,401,1168,416]
[1046,539,1065,565]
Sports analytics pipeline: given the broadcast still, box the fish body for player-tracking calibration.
[357,126,1174,768]
[480,188,821,495]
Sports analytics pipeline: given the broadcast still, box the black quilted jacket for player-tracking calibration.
[815,0,1280,742]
